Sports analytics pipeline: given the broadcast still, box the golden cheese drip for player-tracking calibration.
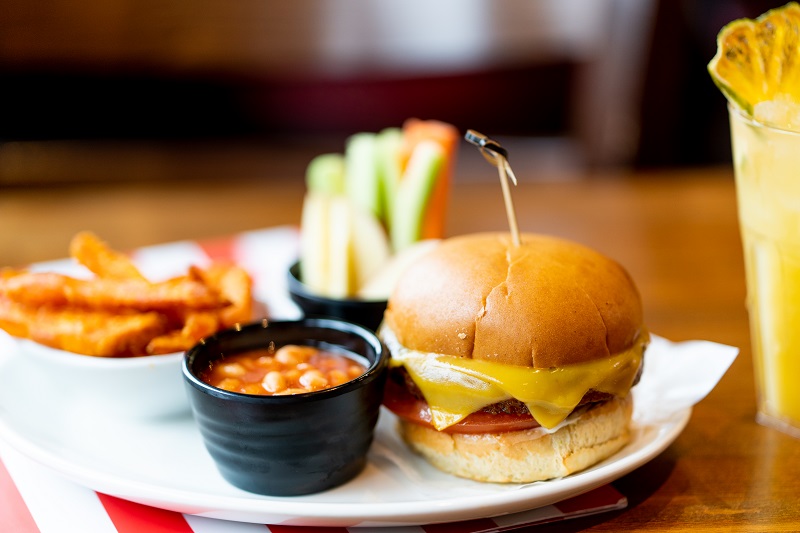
[382,326,647,430]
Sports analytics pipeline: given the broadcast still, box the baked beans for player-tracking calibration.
[199,344,367,395]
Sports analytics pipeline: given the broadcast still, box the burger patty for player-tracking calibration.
[388,362,642,416]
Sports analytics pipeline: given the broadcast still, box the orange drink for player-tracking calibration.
[730,106,800,436]
[710,2,800,436]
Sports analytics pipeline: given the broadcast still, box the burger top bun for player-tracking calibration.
[384,232,644,368]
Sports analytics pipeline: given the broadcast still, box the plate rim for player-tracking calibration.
[0,383,690,526]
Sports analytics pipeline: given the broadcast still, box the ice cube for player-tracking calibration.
[753,96,800,132]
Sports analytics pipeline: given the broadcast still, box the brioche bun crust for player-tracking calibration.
[398,395,633,483]
[384,232,644,368]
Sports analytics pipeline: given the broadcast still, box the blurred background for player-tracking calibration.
[0,0,782,186]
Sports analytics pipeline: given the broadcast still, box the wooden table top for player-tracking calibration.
[1,153,797,531]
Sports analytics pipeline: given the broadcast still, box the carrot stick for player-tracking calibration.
[400,119,459,239]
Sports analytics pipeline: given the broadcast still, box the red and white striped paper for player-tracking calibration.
[0,438,626,533]
[0,227,628,532]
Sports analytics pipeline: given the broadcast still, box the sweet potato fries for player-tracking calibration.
[0,232,253,357]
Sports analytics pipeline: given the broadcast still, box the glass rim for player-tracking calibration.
[728,102,800,137]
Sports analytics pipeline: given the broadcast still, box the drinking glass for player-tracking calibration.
[729,105,800,437]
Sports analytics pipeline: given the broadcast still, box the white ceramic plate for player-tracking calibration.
[0,348,689,528]
[0,229,736,527]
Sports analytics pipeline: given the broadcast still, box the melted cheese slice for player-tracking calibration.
[381,326,647,430]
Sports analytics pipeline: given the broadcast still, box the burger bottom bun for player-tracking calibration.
[398,395,633,483]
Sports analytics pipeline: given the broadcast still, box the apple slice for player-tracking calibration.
[326,196,354,298]
[358,239,440,300]
[299,192,331,295]
[350,205,391,295]
[302,194,390,298]
[390,140,445,252]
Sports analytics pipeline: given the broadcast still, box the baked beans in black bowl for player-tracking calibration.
[287,261,388,332]
[182,318,388,496]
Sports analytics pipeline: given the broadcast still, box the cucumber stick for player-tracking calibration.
[305,153,345,195]
[345,133,382,220]
[391,140,445,252]
[375,127,403,232]
[301,126,446,296]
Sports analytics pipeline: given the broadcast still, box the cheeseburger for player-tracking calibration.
[379,232,648,483]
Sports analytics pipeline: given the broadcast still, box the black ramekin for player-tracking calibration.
[287,261,388,332]
[182,318,388,496]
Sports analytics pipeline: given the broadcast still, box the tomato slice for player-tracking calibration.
[382,377,541,434]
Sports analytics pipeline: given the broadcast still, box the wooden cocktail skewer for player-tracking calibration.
[464,130,521,247]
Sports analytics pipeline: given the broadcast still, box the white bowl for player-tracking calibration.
[15,338,188,420]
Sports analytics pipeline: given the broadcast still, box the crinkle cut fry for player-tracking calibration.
[0,271,228,311]
[69,231,148,282]
[0,233,256,357]
[0,296,31,338]
[0,297,168,357]
[146,262,255,355]
[146,311,220,355]
[189,263,253,327]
